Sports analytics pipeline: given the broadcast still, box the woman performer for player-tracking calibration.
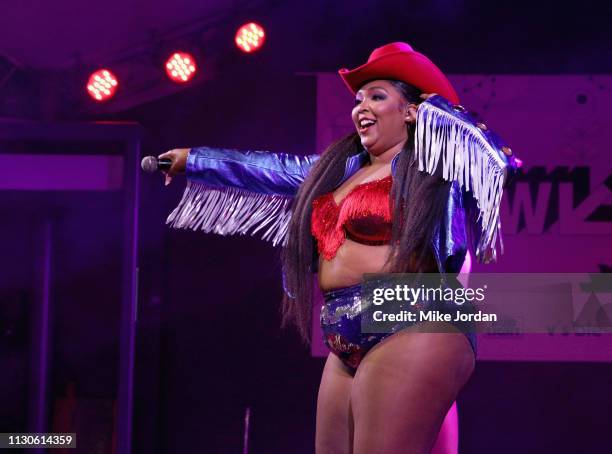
[159,42,519,453]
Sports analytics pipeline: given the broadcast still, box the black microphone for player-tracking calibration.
[141,156,171,173]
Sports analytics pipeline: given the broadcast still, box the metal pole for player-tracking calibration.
[116,138,141,454]
[28,220,52,454]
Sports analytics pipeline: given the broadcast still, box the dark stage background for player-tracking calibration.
[1,1,611,453]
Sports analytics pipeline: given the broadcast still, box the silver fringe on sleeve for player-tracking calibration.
[166,180,292,247]
[415,101,508,263]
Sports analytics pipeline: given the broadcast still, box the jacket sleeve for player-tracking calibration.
[185,146,320,196]
[418,95,521,268]
[167,146,320,246]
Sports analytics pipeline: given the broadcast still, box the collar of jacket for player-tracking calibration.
[338,148,402,186]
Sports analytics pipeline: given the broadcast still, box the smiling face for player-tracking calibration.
[351,79,417,155]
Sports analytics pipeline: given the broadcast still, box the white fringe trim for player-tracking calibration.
[166,181,292,247]
[415,102,507,263]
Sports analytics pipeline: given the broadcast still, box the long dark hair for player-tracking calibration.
[280,80,451,343]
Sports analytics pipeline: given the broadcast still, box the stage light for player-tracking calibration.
[165,52,197,83]
[86,69,118,102]
[235,22,265,53]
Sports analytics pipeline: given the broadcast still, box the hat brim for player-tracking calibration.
[338,50,459,104]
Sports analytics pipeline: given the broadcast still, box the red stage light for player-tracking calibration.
[165,52,197,83]
[86,69,118,102]
[235,22,265,53]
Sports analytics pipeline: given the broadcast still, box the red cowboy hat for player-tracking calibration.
[338,42,460,104]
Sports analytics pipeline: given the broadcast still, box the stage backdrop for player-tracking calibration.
[310,74,612,362]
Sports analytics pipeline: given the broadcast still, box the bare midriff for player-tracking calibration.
[318,239,393,291]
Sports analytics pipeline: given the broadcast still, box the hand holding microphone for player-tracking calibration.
[141,148,189,186]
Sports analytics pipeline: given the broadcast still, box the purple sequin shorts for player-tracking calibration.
[320,281,478,371]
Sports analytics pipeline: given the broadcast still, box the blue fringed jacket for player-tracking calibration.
[167,95,520,281]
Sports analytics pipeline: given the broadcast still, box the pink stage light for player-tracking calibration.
[86,69,118,102]
[165,52,197,83]
[235,22,265,53]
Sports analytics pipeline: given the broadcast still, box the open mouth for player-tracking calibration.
[358,118,376,133]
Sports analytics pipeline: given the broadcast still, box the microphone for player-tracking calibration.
[141,156,171,173]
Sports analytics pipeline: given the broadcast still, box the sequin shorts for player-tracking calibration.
[320,281,478,370]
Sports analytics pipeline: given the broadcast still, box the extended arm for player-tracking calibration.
[165,146,319,246]
[186,146,319,196]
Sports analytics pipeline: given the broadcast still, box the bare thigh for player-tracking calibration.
[315,353,355,454]
[350,325,475,454]
[315,346,465,454]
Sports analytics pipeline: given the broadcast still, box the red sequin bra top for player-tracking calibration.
[311,175,393,260]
